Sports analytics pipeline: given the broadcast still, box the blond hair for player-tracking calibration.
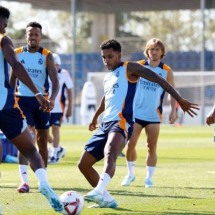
[144,38,166,59]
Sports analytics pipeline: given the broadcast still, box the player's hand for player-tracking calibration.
[36,95,53,112]
[178,98,199,117]
[206,108,215,125]
[169,110,177,124]
[89,120,97,131]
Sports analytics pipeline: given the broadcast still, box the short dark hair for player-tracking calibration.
[100,39,121,52]
[26,21,42,31]
[0,6,10,19]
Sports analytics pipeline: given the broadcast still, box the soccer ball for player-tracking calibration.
[60,190,84,215]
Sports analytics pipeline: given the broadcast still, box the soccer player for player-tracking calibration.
[78,39,199,208]
[48,53,73,164]
[10,21,59,193]
[121,38,176,188]
[0,6,63,213]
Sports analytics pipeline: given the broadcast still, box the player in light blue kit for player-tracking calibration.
[78,39,199,208]
[121,38,177,188]
[0,6,63,213]
[10,22,59,193]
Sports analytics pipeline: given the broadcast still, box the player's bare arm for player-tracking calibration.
[127,62,199,117]
[46,52,60,106]
[89,96,105,131]
[167,68,177,123]
[2,36,51,112]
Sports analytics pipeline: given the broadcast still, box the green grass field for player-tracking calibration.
[1,125,215,215]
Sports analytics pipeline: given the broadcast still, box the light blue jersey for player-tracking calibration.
[102,62,138,129]
[15,46,50,97]
[134,60,171,122]
[0,33,15,110]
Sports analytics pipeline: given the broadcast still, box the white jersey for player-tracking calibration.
[49,68,73,113]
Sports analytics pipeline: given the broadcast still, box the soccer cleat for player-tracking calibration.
[39,182,64,213]
[88,199,118,208]
[56,146,66,161]
[144,178,153,188]
[48,156,58,164]
[17,183,30,193]
[121,175,135,186]
[84,190,104,204]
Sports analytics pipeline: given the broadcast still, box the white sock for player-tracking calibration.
[94,172,111,194]
[35,168,48,184]
[19,165,28,184]
[51,147,58,157]
[127,161,135,176]
[103,190,114,202]
[146,166,156,180]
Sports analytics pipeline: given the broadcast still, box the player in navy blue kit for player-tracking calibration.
[11,21,59,193]
[78,39,199,208]
[0,6,63,213]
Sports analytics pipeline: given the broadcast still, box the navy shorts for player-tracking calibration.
[135,118,160,128]
[50,113,63,126]
[17,96,50,129]
[0,108,27,139]
[85,121,133,161]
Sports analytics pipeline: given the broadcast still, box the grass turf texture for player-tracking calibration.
[1,124,215,215]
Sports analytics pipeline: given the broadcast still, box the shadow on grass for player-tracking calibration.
[97,212,215,215]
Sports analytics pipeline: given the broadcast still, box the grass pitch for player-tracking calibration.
[1,124,215,215]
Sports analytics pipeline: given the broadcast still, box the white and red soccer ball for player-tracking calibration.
[60,190,84,215]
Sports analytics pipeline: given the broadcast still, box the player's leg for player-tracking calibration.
[34,109,50,167]
[0,108,63,213]
[144,123,160,188]
[78,151,99,187]
[11,129,64,212]
[17,125,35,193]
[121,122,143,186]
[85,132,125,208]
[48,113,65,164]
[36,129,49,167]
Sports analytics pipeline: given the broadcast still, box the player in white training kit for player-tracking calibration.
[48,53,73,164]
[121,38,177,188]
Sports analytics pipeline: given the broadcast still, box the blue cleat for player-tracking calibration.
[88,199,118,208]
[144,178,153,188]
[121,175,135,186]
[39,182,64,213]
[84,190,103,204]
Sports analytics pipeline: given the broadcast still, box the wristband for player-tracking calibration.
[35,92,42,97]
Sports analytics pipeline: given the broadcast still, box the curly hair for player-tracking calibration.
[0,6,10,19]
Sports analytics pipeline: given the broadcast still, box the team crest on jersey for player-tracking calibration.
[112,83,119,94]
[38,58,43,65]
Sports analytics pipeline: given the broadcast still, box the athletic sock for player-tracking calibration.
[146,166,156,180]
[35,168,48,184]
[94,172,111,194]
[127,161,135,176]
[19,165,29,184]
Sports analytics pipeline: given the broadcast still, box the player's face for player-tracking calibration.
[26,26,42,50]
[147,45,163,61]
[0,17,8,34]
[101,48,121,71]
